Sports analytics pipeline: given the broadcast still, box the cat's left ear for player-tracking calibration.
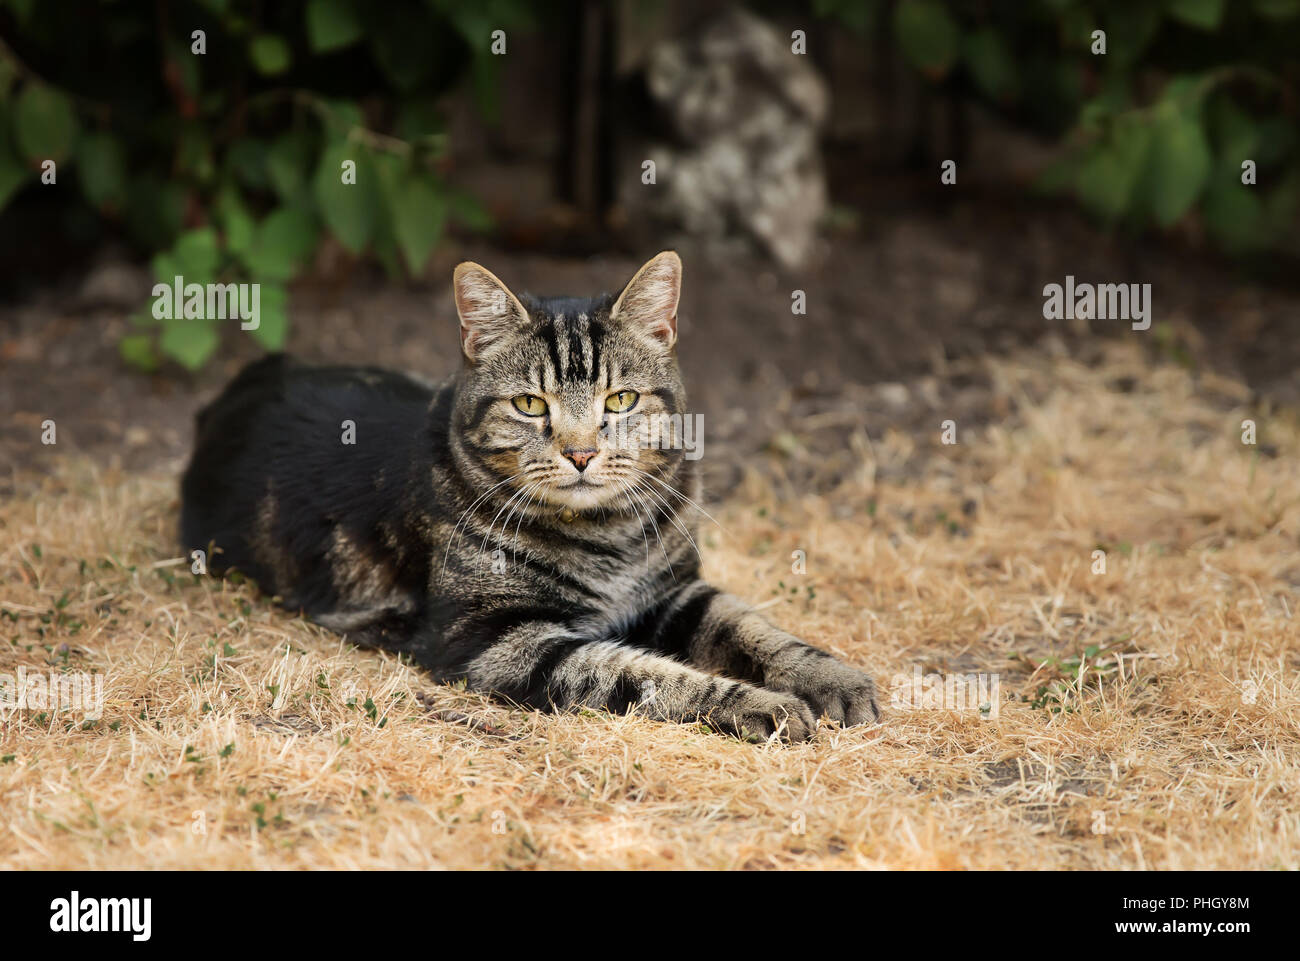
[453,262,531,362]
[610,251,681,347]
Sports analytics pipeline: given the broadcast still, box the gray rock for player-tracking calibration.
[78,256,150,310]
[641,7,829,268]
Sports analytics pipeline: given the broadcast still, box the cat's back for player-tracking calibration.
[180,354,445,591]
[195,353,435,433]
[186,353,439,484]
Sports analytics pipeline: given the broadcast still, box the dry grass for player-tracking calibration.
[2,341,1297,869]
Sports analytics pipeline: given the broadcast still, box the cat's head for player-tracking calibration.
[450,252,688,516]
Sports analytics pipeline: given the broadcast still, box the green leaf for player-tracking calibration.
[1105,7,1162,65]
[812,0,876,34]
[216,187,255,255]
[1074,119,1153,223]
[165,38,202,102]
[962,28,1018,102]
[370,231,404,282]
[1147,104,1212,227]
[893,0,960,76]
[395,98,443,145]
[249,34,292,76]
[265,128,317,203]
[76,133,127,209]
[1079,97,1121,136]
[307,0,363,52]
[14,83,78,162]
[466,52,501,124]
[0,55,18,100]
[1202,179,1265,253]
[390,175,445,274]
[1033,150,1084,196]
[1208,94,1259,168]
[1159,75,1206,109]
[1166,0,1225,30]
[1263,168,1300,237]
[248,283,289,350]
[128,307,159,328]
[226,138,270,191]
[368,16,435,91]
[1059,5,1096,49]
[370,151,406,281]
[173,227,221,282]
[248,206,318,281]
[151,230,220,290]
[313,142,378,253]
[151,251,180,286]
[2,0,35,26]
[125,176,186,250]
[118,334,159,372]
[1252,117,1297,167]
[176,125,216,185]
[447,188,493,233]
[0,121,29,210]
[1207,94,1260,198]
[160,321,220,371]
[319,99,364,138]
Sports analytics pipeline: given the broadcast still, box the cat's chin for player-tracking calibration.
[541,478,622,513]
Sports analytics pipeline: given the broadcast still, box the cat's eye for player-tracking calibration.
[512,394,548,417]
[605,390,639,413]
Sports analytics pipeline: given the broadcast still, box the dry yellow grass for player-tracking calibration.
[2,341,1297,869]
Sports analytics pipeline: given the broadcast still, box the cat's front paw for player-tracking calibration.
[767,653,880,728]
[711,688,818,743]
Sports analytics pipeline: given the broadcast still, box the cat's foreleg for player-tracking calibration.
[464,623,817,741]
[654,586,880,727]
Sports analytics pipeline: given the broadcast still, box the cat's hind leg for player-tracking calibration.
[313,604,425,654]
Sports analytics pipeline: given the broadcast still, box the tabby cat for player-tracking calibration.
[181,252,878,741]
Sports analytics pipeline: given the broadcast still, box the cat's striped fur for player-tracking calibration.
[181,252,878,741]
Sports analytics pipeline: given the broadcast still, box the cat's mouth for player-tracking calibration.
[545,474,616,511]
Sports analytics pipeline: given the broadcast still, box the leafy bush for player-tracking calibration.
[824,0,1300,256]
[0,0,531,370]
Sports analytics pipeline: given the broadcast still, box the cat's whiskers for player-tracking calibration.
[478,476,549,563]
[623,473,703,565]
[443,468,551,581]
[500,478,549,567]
[439,473,523,583]
[511,481,547,566]
[623,477,676,580]
[611,481,653,568]
[627,464,728,536]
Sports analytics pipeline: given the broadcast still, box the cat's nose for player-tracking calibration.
[563,448,598,472]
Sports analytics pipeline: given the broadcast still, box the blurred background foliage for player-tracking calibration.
[0,0,1297,372]
[0,0,531,370]
[817,0,1300,254]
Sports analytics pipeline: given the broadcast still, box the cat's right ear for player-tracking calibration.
[610,250,681,347]
[453,262,531,362]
